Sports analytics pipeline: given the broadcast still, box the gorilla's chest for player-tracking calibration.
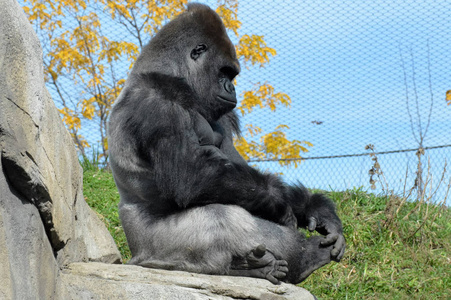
[194,114,224,148]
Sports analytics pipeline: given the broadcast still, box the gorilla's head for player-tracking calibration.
[134,3,240,121]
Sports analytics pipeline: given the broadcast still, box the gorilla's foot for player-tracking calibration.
[229,244,288,284]
[291,236,334,284]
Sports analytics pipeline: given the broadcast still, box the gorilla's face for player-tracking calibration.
[187,39,240,120]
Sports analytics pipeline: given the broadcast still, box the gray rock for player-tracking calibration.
[62,262,315,300]
[0,0,315,299]
[0,0,120,297]
[0,158,70,300]
[0,0,121,266]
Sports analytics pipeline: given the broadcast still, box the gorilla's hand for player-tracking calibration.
[307,215,345,262]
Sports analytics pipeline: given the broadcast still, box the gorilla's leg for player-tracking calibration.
[120,203,333,284]
[121,203,287,280]
[137,244,288,284]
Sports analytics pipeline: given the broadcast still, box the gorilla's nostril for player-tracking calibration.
[224,80,235,94]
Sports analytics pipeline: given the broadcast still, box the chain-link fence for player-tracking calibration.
[36,0,451,203]
[234,0,451,203]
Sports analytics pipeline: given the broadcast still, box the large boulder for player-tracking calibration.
[0,0,121,298]
[0,0,315,299]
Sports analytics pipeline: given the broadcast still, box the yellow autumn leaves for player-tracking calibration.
[238,83,291,115]
[235,125,312,167]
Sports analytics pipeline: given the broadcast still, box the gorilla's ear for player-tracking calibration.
[190,44,208,60]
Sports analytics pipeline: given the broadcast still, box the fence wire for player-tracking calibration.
[236,0,451,203]
[37,0,451,203]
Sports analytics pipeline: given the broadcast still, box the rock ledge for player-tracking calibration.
[62,262,315,300]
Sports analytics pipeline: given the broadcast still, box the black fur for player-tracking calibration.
[108,3,345,284]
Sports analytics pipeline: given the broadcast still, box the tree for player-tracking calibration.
[22,0,311,166]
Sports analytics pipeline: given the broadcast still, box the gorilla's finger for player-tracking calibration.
[331,236,346,261]
[321,233,338,246]
[331,248,340,258]
[277,260,288,267]
[278,266,289,274]
[266,274,281,285]
[336,242,346,261]
[308,217,317,232]
[272,271,287,279]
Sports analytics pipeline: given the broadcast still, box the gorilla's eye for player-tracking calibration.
[190,44,208,60]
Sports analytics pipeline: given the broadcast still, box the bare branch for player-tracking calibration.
[423,40,434,139]
[409,45,423,144]
[399,45,419,144]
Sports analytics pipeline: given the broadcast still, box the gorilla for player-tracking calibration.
[108,3,345,284]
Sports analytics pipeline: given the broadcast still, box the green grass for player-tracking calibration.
[82,169,131,260]
[303,188,451,299]
[82,168,451,299]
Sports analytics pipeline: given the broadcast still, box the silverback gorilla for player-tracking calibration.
[108,3,345,284]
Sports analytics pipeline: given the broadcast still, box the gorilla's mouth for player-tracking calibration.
[217,96,237,105]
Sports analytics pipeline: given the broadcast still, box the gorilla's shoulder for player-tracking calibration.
[136,73,191,93]
[128,72,196,109]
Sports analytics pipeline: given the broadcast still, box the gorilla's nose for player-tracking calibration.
[224,80,235,94]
